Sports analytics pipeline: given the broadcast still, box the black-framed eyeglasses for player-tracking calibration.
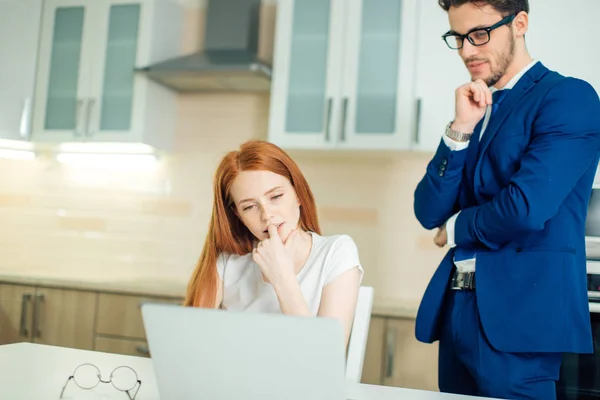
[442,13,517,49]
[59,363,142,399]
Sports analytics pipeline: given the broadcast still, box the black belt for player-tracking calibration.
[450,270,476,290]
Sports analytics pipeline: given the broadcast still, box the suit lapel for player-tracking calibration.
[473,62,549,190]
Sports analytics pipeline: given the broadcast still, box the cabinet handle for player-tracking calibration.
[75,99,86,136]
[19,98,32,139]
[135,345,150,356]
[414,98,422,144]
[33,292,45,339]
[324,97,333,142]
[19,293,32,337]
[85,98,96,137]
[385,325,396,378]
[340,97,348,142]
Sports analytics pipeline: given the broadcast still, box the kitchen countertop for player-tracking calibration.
[0,342,500,400]
[0,269,420,319]
[0,269,188,299]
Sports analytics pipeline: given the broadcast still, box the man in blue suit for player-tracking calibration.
[413,0,600,398]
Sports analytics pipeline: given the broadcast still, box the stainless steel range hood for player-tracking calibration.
[137,0,271,92]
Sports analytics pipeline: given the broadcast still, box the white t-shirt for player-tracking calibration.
[217,231,363,315]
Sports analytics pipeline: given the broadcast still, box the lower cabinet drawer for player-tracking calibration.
[95,293,182,339]
[94,336,150,358]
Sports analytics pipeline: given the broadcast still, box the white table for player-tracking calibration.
[0,343,496,400]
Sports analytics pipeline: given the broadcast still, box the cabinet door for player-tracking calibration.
[31,288,97,350]
[340,0,415,150]
[86,0,142,141]
[268,0,346,149]
[0,284,35,344]
[383,318,439,391]
[525,0,600,96]
[412,1,469,152]
[0,0,42,141]
[33,0,98,142]
[360,316,386,384]
[95,293,183,340]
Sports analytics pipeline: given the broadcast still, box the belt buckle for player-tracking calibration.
[451,271,475,290]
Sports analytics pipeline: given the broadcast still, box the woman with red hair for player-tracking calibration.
[184,140,363,345]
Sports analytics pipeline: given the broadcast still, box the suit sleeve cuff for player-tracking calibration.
[429,137,469,178]
[454,206,479,248]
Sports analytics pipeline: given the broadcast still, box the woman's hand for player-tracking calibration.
[252,224,298,285]
[253,225,311,318]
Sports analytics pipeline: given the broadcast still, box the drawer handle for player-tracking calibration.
[136,345,150,356]
[33,292,45,338]
[385,326,397,378]
[19,293,32,337]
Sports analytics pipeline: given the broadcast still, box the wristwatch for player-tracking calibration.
[445,121,472,142]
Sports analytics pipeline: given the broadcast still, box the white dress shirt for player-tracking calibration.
[445,59,538,273]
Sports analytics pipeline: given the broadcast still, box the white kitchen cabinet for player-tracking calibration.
[525,0,600,97]
[412,1,469,152]
[268,0,419,151]
[0,0,43,141]
[32,0,183,149]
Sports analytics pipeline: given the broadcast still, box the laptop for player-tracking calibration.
[141,303,348,400]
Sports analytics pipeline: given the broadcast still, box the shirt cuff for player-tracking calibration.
[442,134,469,151]
[446,212,460,247]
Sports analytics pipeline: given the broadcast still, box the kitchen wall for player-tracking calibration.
[0,1,447,308]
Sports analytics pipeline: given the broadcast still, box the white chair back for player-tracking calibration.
[345,286,374,382]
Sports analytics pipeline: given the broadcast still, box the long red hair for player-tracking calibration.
[184,140,321,308]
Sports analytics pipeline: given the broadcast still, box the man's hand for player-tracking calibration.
[453,78,493,133]
[434,223,448,247]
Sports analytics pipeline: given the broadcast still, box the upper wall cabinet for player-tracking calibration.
[0,0,43,141]
[411,0,469,152]
[32,0,183,149]
[524,0,600,96]
[268,0,419,151]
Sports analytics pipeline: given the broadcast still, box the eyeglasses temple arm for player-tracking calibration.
[125,380,142,400]
[59,376,74,399]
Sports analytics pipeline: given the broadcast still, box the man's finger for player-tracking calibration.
[434,235,444,247]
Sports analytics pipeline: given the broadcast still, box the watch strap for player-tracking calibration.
[445,121,473,142]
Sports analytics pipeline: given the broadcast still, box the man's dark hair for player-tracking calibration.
[438,0,529,15]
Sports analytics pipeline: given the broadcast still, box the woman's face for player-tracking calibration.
[229,170,302,241]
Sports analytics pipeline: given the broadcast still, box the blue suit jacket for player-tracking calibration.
[413,62,600,354]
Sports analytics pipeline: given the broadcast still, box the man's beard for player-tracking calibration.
[483,35,516,87]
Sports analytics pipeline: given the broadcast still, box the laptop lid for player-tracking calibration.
[141,303,347,400]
